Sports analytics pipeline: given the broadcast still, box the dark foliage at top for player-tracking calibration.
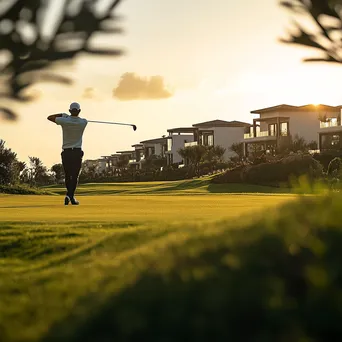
[280,0,342,64]
[0,0,123,120]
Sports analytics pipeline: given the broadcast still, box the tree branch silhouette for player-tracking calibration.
[0,0,124,120]
[280,0,342,64]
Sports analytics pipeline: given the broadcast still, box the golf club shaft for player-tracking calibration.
[88,120,133,127]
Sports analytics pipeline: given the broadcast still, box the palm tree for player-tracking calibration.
[204,145,226,172]
[51,163,64,184]
[178,145,206,176]
[178,147,193,166]
[290,135,308,153]
[229,142,244,161]
[28,156,49,185]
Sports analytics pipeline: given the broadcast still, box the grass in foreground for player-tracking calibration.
[1,178,340,341]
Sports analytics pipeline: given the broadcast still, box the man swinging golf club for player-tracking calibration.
[48,102,87,205]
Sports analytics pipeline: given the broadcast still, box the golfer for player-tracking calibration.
[47,102,88,205]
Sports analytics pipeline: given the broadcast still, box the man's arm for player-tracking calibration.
[47,113,67,123]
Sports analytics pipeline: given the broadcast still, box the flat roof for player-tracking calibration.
[193,119,251,128]
[140,137,167,144]
[253,116,290,122]
[167,127,197,133]
[116,150,134,154]
[251,104,342,114]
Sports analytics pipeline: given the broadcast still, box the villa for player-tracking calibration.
[243,104,342,156]
[166,120,250,165]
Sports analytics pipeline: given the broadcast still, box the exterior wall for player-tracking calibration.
[154,143,162,156]
[287,111,320,144]
[210,127,246,160]
[258,111,281,119]
[170,134,195,164]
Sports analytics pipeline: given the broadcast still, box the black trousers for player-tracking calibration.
[61,149,84,199]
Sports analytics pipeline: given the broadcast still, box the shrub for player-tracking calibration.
[313,152,342,171]
[212,154,323,185]
[0,184,53,195]
[242,154,323,185]
[211,165,245,184]
[327,157,342,176]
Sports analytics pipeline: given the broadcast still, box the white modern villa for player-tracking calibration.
[243,104,342,156]
[318,106,342,152]
[165,120,251,165]
[192,120,251,160]
[140,137,167,159]
[165,127,197,165]
[85,103,342,170]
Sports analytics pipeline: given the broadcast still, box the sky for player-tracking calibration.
[2,0,342,167]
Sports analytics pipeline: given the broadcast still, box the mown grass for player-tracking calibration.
[0,193,294,223]
[2,178,340,341]
[45,176,291,195]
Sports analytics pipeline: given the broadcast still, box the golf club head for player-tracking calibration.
[132,125,137,131]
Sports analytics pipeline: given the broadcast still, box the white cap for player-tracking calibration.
[69,102,81,110]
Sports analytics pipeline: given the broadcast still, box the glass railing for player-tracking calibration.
[244,131,273,139]
[184,141,198,147]
[320,121,339,128]
[257,131,270,137]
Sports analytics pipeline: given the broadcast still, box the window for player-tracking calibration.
[321,134,341,150]
[167,138,172,151]
[332,134,340,146]
[200,132,214,146]
[280,122,288,136]
[269,124,277,136]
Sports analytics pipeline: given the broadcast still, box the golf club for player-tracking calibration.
[88,120,137,131]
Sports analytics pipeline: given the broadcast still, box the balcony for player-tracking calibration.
[244,130,289,140]
[244,131,272,139]
[319,119,342,134]
[184,141,198,147]
[320,121,338,128]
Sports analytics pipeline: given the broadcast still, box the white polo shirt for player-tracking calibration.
[55,114,88,149]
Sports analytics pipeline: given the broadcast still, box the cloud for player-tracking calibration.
[113,73,173,101]
[83,87,95,99]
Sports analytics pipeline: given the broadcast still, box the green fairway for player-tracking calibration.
[0,179,298,342]
[0,194,294,223]
[45,176,292,195]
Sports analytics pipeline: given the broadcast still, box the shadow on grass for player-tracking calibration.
[41,194,342,342]
[46,178,291,196]
[207,183,291,194]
